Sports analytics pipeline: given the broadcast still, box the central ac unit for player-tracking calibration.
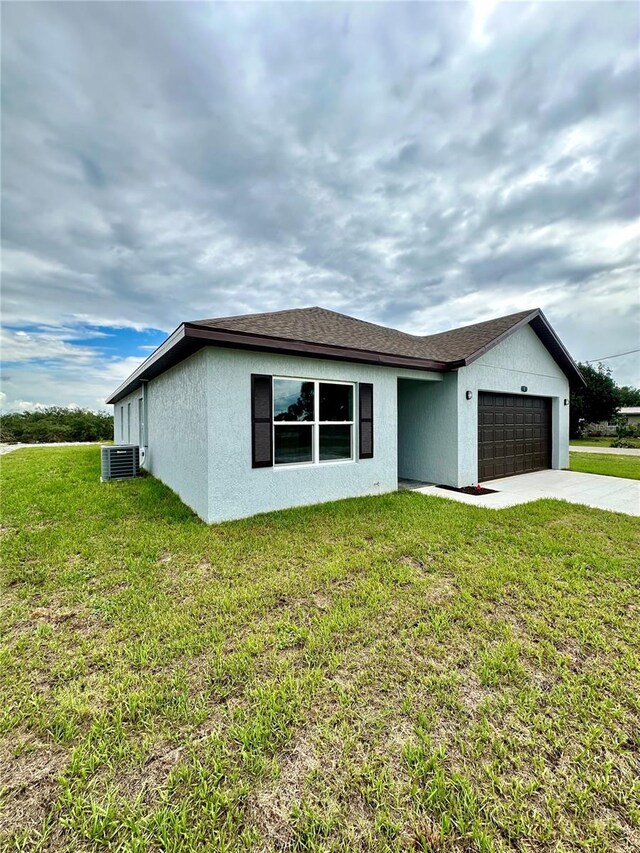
[101,445,140,481]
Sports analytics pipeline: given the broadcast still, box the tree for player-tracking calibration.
[0,407,114,444]
[570,363,619,438]
[617,385,640,407]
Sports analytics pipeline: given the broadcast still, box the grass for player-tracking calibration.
[570,452,640,480]
[1,447,639,853]
[570,437,640,449]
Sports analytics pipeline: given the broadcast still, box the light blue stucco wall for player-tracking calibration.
[397,373,459,485]
[205,348,418,523]
[397,324,570,487]
[144,350,210,521]
[456,324,570,484]
[109,321,571,522]
[111,347,441,524]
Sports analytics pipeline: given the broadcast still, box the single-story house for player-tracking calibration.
[106,306,584,523]
[620,407,640,427]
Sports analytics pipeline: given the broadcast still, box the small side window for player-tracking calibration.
[138,398,144,446]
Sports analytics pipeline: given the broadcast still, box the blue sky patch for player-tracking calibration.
[3,324,167,366]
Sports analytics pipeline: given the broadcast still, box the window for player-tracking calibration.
[120,406,124,441]
[138,397,144,446]
[273,378,354,466]
[127,402,131,443]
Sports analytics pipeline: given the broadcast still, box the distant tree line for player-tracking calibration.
[570,363,640,438]
[0,407,113,444]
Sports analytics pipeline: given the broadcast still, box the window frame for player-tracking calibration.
[272,376,355,467]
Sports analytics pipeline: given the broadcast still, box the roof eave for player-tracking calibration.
[105,324,188,404]
[105,308,586,405]
[105,324,449,403]
[184,323,448,369]
[532,309,586,387]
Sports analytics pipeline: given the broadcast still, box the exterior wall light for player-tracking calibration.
[521,385,528,392]
[564,399,569,406]
[466,390,473,400]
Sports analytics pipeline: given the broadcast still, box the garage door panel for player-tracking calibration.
[478,392,551,481]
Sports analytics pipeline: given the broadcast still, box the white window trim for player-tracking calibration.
[273,376,355,467]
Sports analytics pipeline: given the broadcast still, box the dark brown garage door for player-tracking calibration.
[478,392,551,481]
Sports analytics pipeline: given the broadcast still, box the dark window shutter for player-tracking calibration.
[251,374,273,468]
[359,383,374,459]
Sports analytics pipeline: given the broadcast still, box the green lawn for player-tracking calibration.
[570,452,640,480]
[570,437,640,449]
[1,448,639,853]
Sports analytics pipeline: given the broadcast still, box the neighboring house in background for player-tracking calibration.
[585,407,640,435]
[619,407,640,427]
[106,307,584,523]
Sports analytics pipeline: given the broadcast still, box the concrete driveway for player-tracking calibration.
[407,470,640,516]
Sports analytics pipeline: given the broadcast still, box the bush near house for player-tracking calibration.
[0,407,113,444]
[1,447,639,852]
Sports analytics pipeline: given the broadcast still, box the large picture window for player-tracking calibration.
[273,378,354,466]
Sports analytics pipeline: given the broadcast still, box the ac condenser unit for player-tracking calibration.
[101,445,140,481]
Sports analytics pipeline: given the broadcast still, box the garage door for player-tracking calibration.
[478,392,551,481]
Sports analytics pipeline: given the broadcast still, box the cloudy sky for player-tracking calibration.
[2,1,639,411]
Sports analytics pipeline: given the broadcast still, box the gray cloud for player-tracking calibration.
[1,0,639,410]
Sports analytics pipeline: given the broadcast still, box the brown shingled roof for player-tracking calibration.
[190,306,435,360]
[106,305,584,404]
[420,309,536,361]
[189,306,537,364]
